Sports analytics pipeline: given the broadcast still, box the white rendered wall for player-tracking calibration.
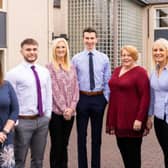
[6,0,53,70]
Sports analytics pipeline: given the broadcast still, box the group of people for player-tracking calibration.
[0,26,168,168]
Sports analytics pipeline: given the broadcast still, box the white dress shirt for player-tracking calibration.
[6,61,52,118]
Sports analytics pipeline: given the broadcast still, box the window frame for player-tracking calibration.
[155,7,168,30]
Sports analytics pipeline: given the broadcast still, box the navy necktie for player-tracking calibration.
[31,65,43,116]
[89,52,95,90]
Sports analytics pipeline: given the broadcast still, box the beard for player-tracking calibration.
[23,56,37,63]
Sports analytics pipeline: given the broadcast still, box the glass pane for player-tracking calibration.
[156,8,168,18]
[156,19,160,27]
[156,18,168,28]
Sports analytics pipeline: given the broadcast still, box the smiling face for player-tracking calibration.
[153,43,168,65]
[83,32,97,51]
[121,49,136,68]
[55,41,67,59]
[20,44,38,63]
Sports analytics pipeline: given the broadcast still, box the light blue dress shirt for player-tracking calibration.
[5,61,52,118]
[149,67,168,123]
[72,49,111,101]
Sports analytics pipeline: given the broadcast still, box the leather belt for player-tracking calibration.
[80,90,103,96]
[19,114,40,120]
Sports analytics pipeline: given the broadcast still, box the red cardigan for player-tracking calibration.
[106,66,150,137]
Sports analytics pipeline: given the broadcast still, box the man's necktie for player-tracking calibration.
[31,65,43,116]
[89,52,95,90]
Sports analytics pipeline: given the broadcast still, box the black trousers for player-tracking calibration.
[154,116,168,168]
[49,112,74,168]
[76,94,107,168]
[116,137,142,168]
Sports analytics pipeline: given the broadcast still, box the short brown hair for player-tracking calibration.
[83,27,97,37]
[121,45,138,61]
[20,38,38,48]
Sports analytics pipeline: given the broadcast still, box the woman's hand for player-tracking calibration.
[0,132,7,143]
[146,116,153,130]
[106,127,115,135]
[133,120,142,131]
[63,108,73,120]
[143,128,150,136]
[143,116,153,136]
[108,129,115,135]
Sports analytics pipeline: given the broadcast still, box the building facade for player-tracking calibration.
[146,0,168,69]
[0,0,7,71]
[68,0,147,69]
[0,0,53,72]
[1,0,168,71]
[53,0,168,70]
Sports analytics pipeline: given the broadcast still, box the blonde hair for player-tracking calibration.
[121,45,138,61]
[52,38,71,71]
[152,38,168,64]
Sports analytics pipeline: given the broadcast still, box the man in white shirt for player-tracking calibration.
[6,38,52,168]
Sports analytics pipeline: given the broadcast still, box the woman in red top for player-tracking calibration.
[106,45,150,168]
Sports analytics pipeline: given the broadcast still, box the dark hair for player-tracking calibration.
[20,38,39,48]
[83,27,97,37]
[0,60,3,85]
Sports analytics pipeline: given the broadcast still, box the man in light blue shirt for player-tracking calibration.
[6,38,52,168]
[72,27,111,168]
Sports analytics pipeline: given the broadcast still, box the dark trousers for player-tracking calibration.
[154,116,168,168]
[116,137,142,168]
[76,94,107,168]
[49,112,74,168]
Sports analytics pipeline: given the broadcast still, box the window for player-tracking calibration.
[156,8,168,28]
[0,50,4,73]
[0,12,6,48]
[68,0,114,67]
[54,0,61,8]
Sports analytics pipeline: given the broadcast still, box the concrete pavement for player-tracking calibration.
[26,119,163,168]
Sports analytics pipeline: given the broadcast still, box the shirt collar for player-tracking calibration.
[84,49,96,56]
[22,60,36,69]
